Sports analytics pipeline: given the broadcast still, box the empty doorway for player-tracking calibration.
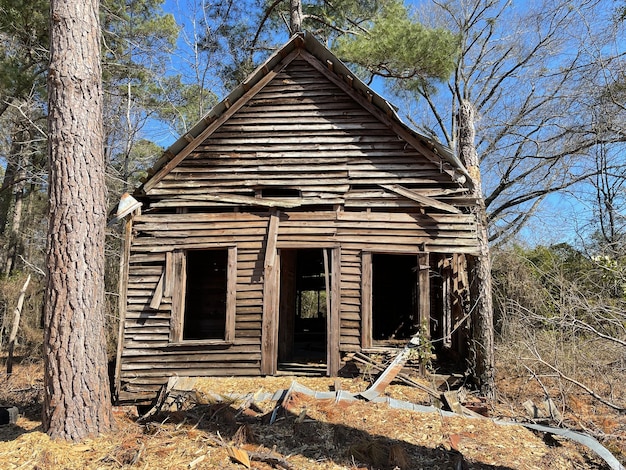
[278,249,330,370]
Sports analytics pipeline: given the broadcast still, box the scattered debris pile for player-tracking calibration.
[0,354,623,469]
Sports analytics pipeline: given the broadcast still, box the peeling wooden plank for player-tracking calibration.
[380,184,461,214]
[149,272,165,310]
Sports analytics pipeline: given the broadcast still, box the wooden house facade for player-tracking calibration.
[114,32,481,403]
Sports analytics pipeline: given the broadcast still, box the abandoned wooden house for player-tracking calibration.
[114,32,482,403]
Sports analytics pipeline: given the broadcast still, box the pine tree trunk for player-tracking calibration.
[458,100,495,398]
[44,0,115,440]
[290,0,303,34]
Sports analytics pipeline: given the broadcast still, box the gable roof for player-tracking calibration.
[138,31,470,195]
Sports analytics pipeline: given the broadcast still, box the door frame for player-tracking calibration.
[261,244,341,376]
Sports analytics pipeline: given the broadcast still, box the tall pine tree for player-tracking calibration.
[44,0,115,440]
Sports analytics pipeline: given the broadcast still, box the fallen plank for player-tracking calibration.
[350,352,440,400]
[359,335,426,401]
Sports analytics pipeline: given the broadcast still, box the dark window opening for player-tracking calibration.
[183,249,228,340]
[261,188,301,198]
[372,254,418,344]
[349,184,379,190]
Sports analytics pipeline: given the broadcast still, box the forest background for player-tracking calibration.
[0,0,625,457]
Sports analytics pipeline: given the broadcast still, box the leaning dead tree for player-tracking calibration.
[458,100,495,399]
[6,274,31,374]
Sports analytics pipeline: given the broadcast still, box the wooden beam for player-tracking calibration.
[164,252,173,298]
[323,248,332,373]
[418,252,430,342]
[261,212,281,375]
[170,193,304,208]
[225,246,237,342]
[380,184,461,214]
[328,246,342,376]
[361,252,372,349]
[143,49,301,193]
[264,211,280,269]
[114,216,133,399]
[417,253,430,376]
[169,250,186,342]
[149,272,165,309]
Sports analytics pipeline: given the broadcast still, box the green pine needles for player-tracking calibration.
[335,0,458,89]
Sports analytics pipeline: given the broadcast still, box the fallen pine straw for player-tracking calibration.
[0,377,609,470]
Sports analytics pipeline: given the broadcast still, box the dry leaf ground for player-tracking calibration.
[0,359,622,469]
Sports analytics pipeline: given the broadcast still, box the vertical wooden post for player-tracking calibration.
[323,249,331,371]
[164,251,173,298]
[114,217,132,398]
[328,246,341,376]
[361,252,372,349]
[225,246,237,342]
[442,257,452,348]
[169,250,186,342]
[261,211,280,375]
[418,252,430,376]
[418,252,430,339]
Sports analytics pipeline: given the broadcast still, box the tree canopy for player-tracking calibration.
[337,0,626,246]
[335,0,458,87]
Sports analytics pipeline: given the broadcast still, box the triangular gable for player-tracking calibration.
[139,32,470,196]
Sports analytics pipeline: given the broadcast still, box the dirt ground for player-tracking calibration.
[0,360,623,469]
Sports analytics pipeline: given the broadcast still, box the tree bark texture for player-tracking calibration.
[44,0,115,440]
[3,148,27,276]
[458,100,495,398]
[289,0,303,34]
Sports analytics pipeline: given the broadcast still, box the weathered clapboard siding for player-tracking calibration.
[120,208,478,390]
[118,215,268,392]
[116,34,482,402]
[149,58,463,206]
[340,249,362,352]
